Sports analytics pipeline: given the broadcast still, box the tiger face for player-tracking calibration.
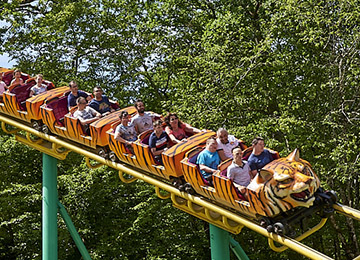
[262,149,320,208]
[247,149,320,215]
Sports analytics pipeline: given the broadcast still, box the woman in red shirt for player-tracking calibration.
[164,112,200,144]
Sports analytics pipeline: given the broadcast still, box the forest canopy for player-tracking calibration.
[0,0,359,259]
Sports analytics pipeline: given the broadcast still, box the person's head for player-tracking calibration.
[153,120,163,134]
[36,74,43,85]
[252,137,265,153]
[164,112,181,129]
[93,86,103,99]
[69,81,78,93]
[76,96,87,110]
[14,69,21,79]
[217,128,229,144]
[134,99,145,114]
[232,146,243,162]
[119,111,129,124]
[206,137,218,153]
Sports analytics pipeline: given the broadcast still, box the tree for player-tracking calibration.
[1,0,360,259]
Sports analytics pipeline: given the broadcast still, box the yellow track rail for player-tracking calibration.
[1,113,359,260]
[333,203,360,221]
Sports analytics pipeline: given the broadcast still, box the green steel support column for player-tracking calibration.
[58,202,91,260]
[42,153,58,260]
[210,224,230,260]
[230,237,249,260]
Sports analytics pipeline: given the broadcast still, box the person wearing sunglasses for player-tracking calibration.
[164,112,200,144]
[88,86,115,115]
[67,81,91,110]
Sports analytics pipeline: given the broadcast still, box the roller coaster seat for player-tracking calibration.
[10,84,33,111]
[238,140,248,151]
[110,101,120,110]
[7,73,30,89]
[43,80,55,90]
[229,179,247,201]
[110,121,120,133]
[1,70,14,86]
[25,77,55,91]
[139,129,162,165]
[110,120,133,154]
[187,147,211,186]
[270,150,281,160]
[139,129,152,145]
[241,146,253,160]
[47,96,68,126]
[215,158,247,200]
[67,107,91,136]
[218,158,232,177]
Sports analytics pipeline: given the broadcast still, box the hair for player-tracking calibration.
[69,80,77,88]
[119,111,129,119]
[36,74,43,79]
[153,120,163,128]
[14,69,21,76]
[93,86,102,92]
[206,136,217,145]
[164,112,183,129]
[231,146,242,154]
[217,128,228,136]
[134,99,144,110]
[76,96,86,105]
[252,137,264,146]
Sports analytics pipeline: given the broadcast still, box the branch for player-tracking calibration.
[329,215,354,257]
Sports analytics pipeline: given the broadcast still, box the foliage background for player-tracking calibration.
[0,0,359,259]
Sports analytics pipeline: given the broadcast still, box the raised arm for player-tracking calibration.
[184,124,200,134]
[165,126,181,144]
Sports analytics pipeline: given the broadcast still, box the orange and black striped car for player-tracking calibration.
[0,67,335,235]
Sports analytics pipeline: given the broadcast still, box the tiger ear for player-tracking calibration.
[258,170,272,183]
[287,148,300,161]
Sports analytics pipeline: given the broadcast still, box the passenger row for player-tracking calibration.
[0,70,54,103]
[1,69,279,199]
[112,99,280,198]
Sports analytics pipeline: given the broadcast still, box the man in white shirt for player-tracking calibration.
[216,128,239,161]
[131,99,160,134]
[227,146,251,194]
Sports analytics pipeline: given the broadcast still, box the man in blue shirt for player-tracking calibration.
[196,137,221,183]
[248,137,275,178]
[88,86,115,115]
[67,81,91,109]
